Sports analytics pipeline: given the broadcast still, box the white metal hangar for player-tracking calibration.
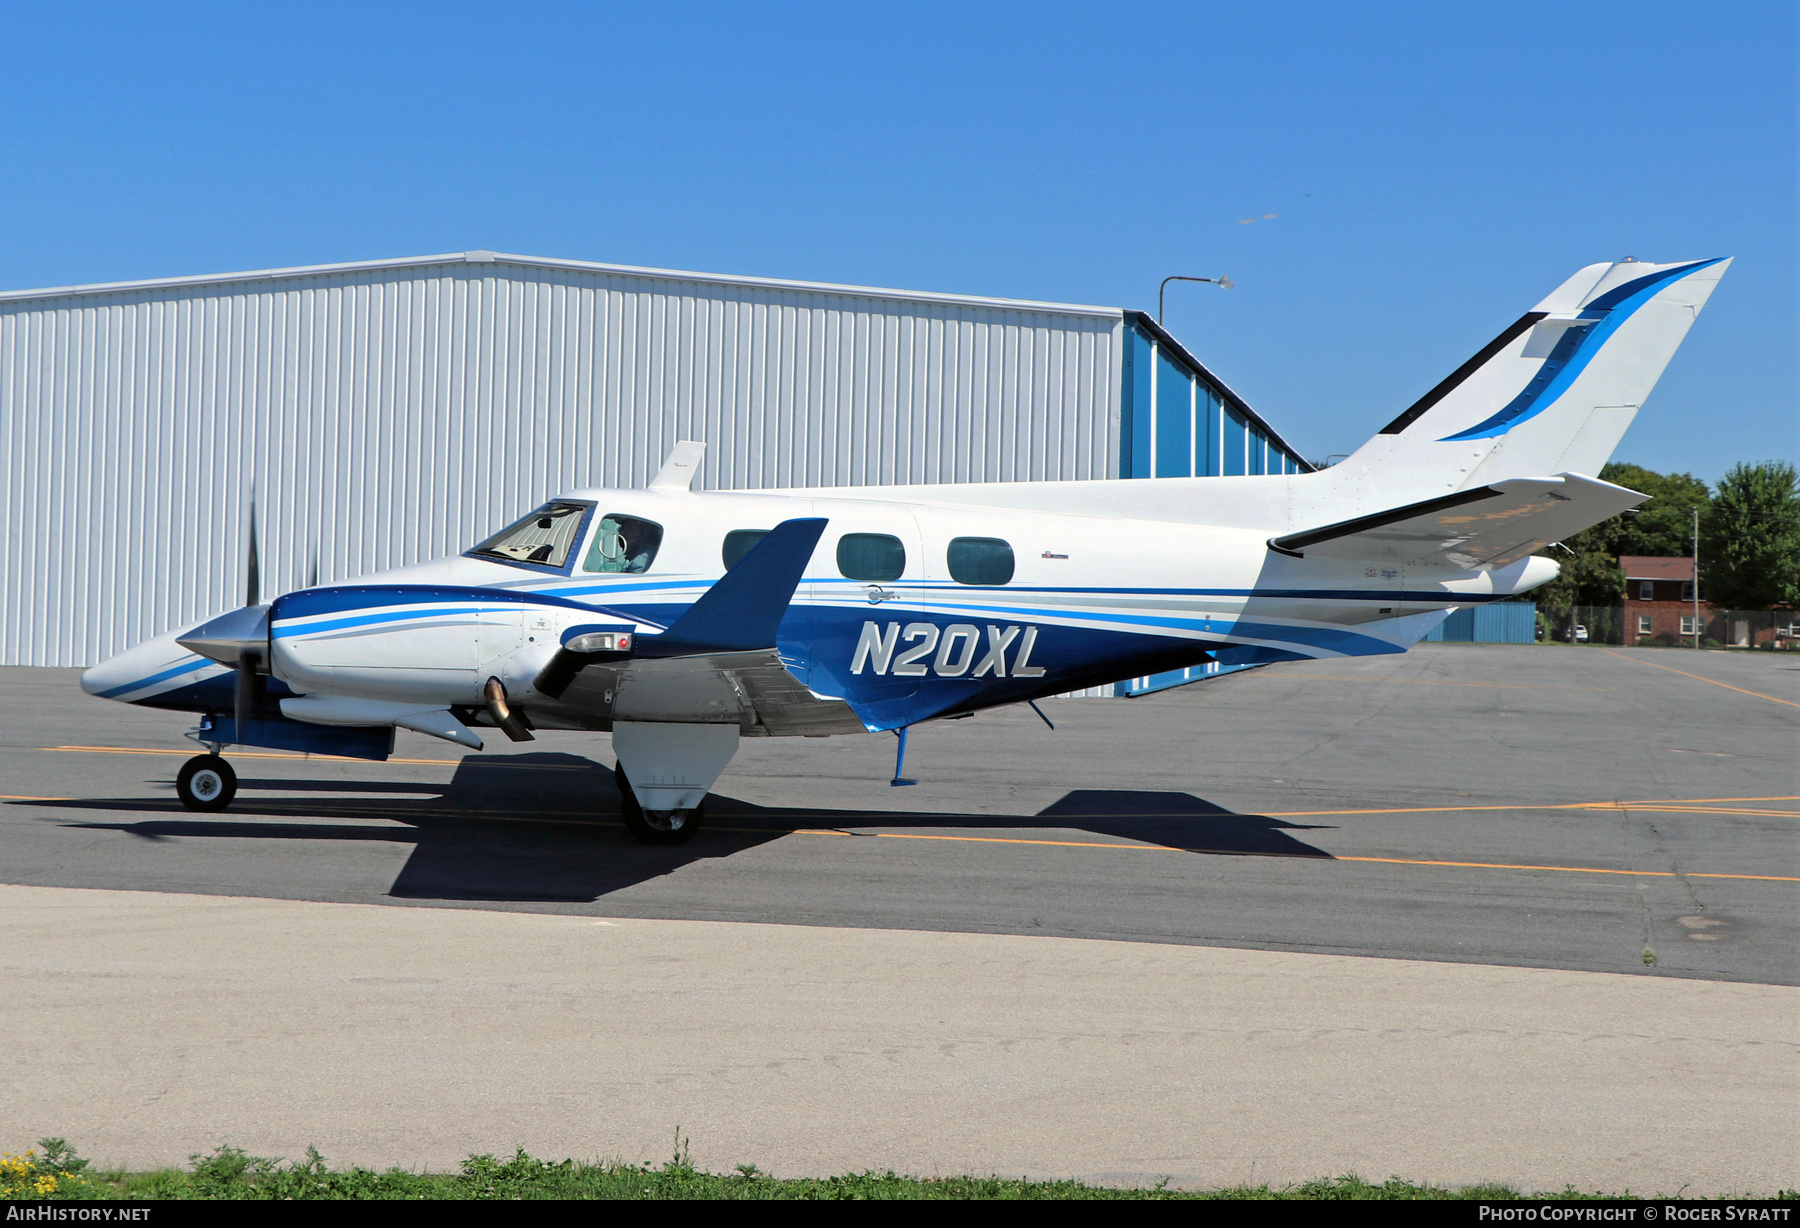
[0,251,1310,669]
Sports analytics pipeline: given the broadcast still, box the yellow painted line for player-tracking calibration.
[1599,649,1800,708]
[42,746,589,769]
[780,828,1798,882]
[793,828,1180,852]
[1259,799,1799,819]
[46,744,449,764]
[1634,803,1800,813]
[2,795,71,801]
[962,800,1798,821]
[1625,795,1800,804]
[15,788,1790,883]
[1334,855,1800,883]
[1289,675,1613,692]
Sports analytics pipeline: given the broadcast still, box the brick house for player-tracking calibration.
[1621,555,1799,648]
[1620,556,1705,646]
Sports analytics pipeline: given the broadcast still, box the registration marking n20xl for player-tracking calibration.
[852,621,1045,678]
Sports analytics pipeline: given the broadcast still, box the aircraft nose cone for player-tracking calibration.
[80,655,133,697]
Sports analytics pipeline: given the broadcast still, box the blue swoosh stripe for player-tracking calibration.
[530,575,1522,604]
[1440,259,1722,442]
[273,606,490,639]
[842,597,1402,656]
[95,656,216,699]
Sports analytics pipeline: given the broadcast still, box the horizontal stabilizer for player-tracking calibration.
[1268,474,1645,569]
[637,517,827,657]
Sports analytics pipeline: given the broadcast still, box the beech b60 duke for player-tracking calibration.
[83,258,1729,843]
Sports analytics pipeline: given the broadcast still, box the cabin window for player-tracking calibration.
[582,514,664,574]
[837,533,905,582]
[722,529,770,570]
[947,537,1014,586]
[468,502,591,570]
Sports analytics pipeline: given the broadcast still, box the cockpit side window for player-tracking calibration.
[467,502,592,570]
[582,514,664,574]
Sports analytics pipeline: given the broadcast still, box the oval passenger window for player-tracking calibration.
[837,533,905,582]
[947,537,1014,586]
[721,529,770,570]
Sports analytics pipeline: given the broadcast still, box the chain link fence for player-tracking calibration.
[1537,606,1799,649]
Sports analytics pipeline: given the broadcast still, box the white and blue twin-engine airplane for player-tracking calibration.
[82,258,1729,842]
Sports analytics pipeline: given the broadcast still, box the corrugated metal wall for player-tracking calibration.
[1423,604,1539,644]
[1,254,1121,666]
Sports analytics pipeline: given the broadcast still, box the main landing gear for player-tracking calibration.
[176,753,237,812]
[615,762,705,845]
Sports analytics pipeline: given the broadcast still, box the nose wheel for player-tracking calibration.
[176,754,238,812]
[614,762,705,845]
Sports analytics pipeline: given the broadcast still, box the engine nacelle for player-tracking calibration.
[268,584,647,708]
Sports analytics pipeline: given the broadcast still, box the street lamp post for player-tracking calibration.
[1692,506,1702,649]
[1159,274,1234,324]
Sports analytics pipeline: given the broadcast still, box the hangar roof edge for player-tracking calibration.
[0,250,1126,320]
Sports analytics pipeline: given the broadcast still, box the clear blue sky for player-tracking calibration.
[3,2,1791,484]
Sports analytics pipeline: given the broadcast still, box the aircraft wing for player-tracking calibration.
[1267,474,1646,569]
[531,516,867,736]
[549,649,868,737]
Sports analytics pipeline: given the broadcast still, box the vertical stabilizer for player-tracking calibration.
[1323,258,1729,510]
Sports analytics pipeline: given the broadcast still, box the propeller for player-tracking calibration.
[245,493,261,607]
[234,488,267,731]
[176,485,272,735]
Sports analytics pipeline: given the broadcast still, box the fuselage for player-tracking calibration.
[81,479,1554,737]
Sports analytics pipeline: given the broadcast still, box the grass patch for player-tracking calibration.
[4,1137,1783,1201]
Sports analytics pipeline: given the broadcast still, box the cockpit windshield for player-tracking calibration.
[467,502,591,570]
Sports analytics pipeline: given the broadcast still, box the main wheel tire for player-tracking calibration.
[176,754,237,812]
[615,762,705,845]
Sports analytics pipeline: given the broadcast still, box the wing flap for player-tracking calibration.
[1268,474,1645,569]
[547,649,865,737]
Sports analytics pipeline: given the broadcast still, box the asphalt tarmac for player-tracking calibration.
[4,644,1795,984]
[3,645,1795,1190]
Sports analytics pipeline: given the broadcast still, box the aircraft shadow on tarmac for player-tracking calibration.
[36,752,1335,904]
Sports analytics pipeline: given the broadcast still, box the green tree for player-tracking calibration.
[1700,461,1800,609]
[1602,463,1712,557]
[1533,462,1712,613]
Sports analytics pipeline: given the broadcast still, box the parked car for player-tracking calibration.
[1573,624,1589,642]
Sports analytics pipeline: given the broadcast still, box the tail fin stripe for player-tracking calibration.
[1377,313,1545,435]
[1583,258,1716,312]
[1439,258,1725,443]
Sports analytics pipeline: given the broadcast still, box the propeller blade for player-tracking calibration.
[245,490,261,608]
[234,651,264,732]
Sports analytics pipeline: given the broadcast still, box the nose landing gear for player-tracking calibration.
[176,754,238,812]
[614,762,705,845]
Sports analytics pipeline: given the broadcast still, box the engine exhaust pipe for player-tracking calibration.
[484,677,535,743]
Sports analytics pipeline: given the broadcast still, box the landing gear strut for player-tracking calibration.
[615,762,705,845]
[176,754,237,812]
